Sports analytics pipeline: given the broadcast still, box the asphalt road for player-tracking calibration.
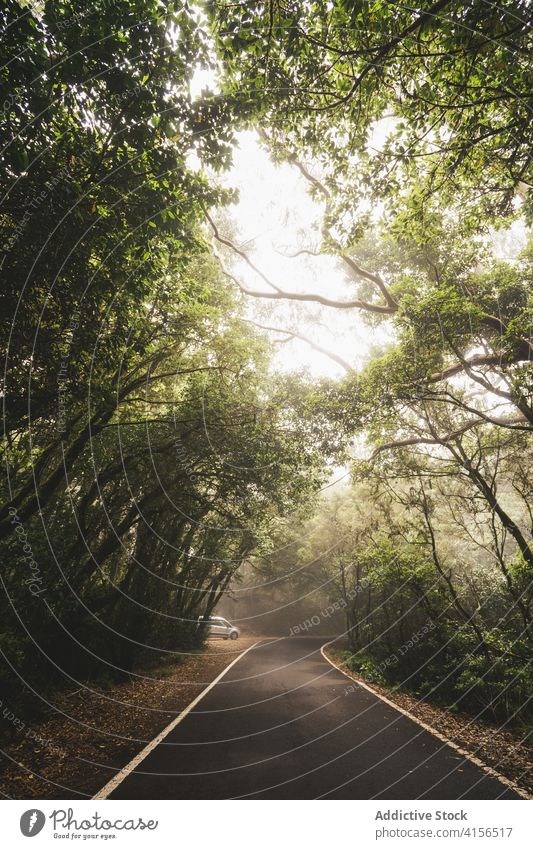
[108,637,520,799]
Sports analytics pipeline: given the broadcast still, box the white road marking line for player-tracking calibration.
[320,642,531,801]
[93,641,261,799]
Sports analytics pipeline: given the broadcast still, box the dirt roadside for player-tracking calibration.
[0,635,259,799]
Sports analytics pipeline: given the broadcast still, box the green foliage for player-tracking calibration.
[0,0,335,732]
[343,537,532,721]
[210,0,532,226]
[0,253,331,723]
[1,0,532,745]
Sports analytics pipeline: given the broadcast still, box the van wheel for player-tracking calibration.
[230,631,238,640]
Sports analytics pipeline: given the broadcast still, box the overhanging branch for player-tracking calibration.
[212,244,396,314]
[369,413,528,460]
[429,352,510,382]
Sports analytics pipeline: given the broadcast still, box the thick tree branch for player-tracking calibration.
[369,414,528,460]
[339,253,398,309]
[287,153,331,200]
[214,250,396,314]
[429,352,510,382]
[481,313,533,358]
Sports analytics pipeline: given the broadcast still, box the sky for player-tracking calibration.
[213,130,387,379]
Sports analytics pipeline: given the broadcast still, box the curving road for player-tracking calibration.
[107,637,521,800]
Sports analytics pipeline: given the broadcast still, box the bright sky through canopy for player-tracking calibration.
[213,131,390,378]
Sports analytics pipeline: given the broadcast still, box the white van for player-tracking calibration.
[198,616,240,640]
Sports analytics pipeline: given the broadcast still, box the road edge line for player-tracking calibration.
[93,641,262,799]
[320,642,531,801]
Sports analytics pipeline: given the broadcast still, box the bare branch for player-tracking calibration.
[339,253,398,309]
[289,154,332,200]
[259,128,399,310]
[205,209,283,294]
[245,320,355,373]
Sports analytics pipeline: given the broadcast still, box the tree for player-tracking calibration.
[0,252,333,718]
[1,0,237,538]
